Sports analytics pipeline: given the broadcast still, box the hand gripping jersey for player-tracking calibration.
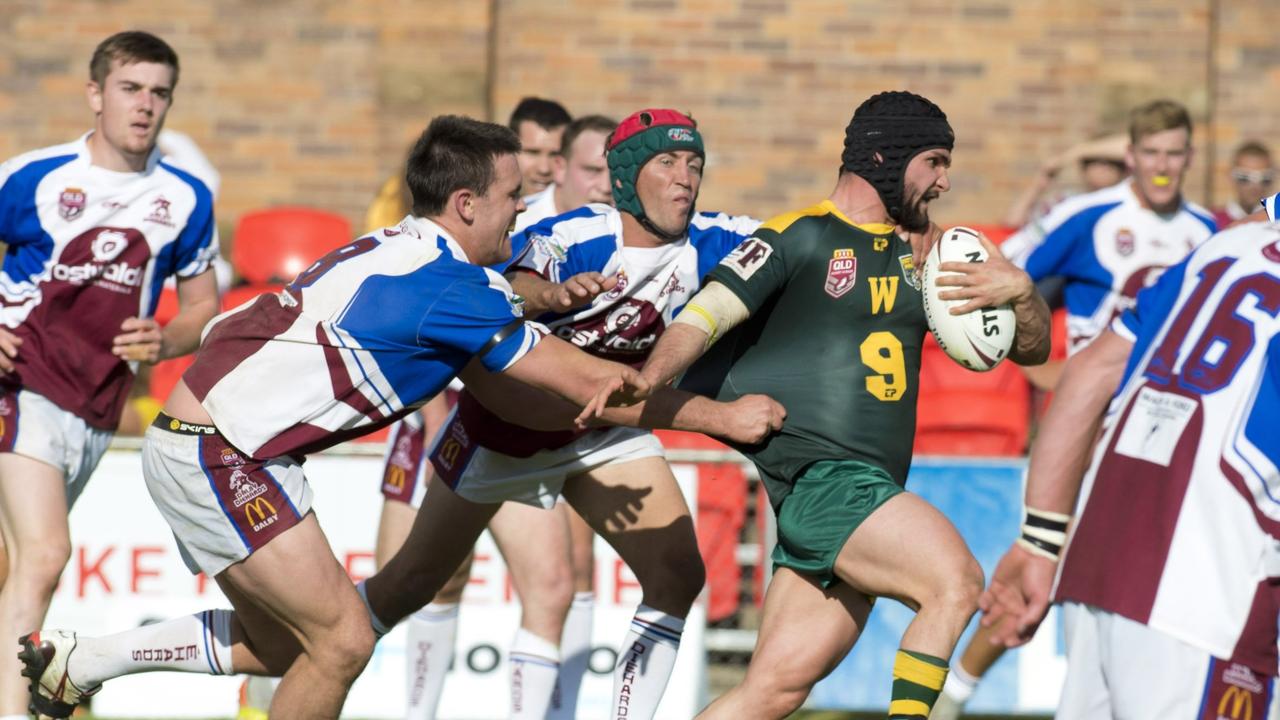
[0,135,219,428]
[457,204,760,456]
[183,216,541,459]
[1055,220,1280,676]
[1008,181,1215,354]
[679,201,926,508]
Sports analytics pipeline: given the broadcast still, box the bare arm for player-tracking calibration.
[980,329,1133,646]
[463,334,649,424]
[934,233,1052,365]
[508,270,619,317]
[639,280,751,388]
[113,270,220,363]
[464,367,784,444]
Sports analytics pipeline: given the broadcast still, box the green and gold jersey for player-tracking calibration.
[679,200,927,508]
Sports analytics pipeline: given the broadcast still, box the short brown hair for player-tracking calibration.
[407,116,521,217]
[1128,99,1191,144]
[1233,140,1271,164]
[89,31,180,87]
[559,115,618,158]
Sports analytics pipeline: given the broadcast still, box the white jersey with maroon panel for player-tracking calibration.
[1055,220,1280,677]
[449,204,759,459]
[1008,181,1215,354]
[0,134,218,428]
[183,215,540,461]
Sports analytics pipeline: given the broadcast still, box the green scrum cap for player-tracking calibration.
[606,109,705,223]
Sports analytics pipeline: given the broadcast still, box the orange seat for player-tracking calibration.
[914,334,1030,456]
[152,286,180,326]
[231,207,351,285]
[149,355,194,403]
[221,283,284,313]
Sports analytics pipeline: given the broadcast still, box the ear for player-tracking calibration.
[552,154,568,185]
[1124,144,1136,172]
[453,188,477,223]
[87,81,103,114]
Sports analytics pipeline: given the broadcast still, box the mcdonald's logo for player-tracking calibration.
[384,466,406,491]
[438,439,462,469]
[1219,686,1253,720]
[244,497,277,530]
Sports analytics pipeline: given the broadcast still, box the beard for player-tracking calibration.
[897,190,933,233]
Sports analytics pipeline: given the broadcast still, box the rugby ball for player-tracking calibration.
[921,227,1016,371]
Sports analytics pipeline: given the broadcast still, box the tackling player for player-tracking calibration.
[357,108,783,720]
[638,91,1051,719]
[17,115,648,720]
[0,31,220,720]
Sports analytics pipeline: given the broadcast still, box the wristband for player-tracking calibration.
[1015,507,1070,561]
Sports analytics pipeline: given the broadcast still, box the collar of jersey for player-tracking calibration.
[400,215,470,263]
[819,200,896,236]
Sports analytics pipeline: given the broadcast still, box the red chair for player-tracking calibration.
[914,334,1031,456]
[231,207,351,285]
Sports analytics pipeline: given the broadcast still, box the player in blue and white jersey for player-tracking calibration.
[0,32,221,720]
[360,108,783,720]
[17,116,658,720]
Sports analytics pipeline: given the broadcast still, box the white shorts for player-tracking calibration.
[1058,602,1278,719]
[427,410,665,510]
[142,417,314,577]
[0,386,113,508]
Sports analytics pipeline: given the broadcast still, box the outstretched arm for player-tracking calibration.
[640,281,750,388]
[979,329,1132,646]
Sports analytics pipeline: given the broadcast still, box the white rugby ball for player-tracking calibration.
[921,226,1016,372]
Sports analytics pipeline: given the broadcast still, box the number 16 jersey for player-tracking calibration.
[679,200,926,507]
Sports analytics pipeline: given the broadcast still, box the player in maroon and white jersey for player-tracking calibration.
[981,207,1280,718]
[0,32,221,719]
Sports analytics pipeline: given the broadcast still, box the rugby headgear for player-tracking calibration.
[841,91,954,222]
[607,109,705,233]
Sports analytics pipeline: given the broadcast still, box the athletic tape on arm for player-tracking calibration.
[673,282,749,346]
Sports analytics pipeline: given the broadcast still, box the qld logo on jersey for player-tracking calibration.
[58,188,86,220]
[825,248,857,298]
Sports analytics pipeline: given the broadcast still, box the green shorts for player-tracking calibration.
[771,459,904,588]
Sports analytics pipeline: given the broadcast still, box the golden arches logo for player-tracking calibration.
[438,439,462,469]
[1219,686,1253,720]
[244,497,277,526]
[384,466,406,491]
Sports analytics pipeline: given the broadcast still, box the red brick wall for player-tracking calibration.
[1,0,1275,234]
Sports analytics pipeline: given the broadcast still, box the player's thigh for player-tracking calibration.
[563,501,596,591]
[833,491,982,610]
[218,512,369,653]
[0,453,70,557]
[562,456,697,563]
[744,568,872,693]
[489,500,572,599]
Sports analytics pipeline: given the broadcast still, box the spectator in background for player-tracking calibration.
[509,96,572,195]
[1213,140,1273,228]
[518,114,617,229]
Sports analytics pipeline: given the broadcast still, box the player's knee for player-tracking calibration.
[641,546,705,615]
[314,616,376,683]
[12,538,71,591]
[931,555,984,617]
[740,675,809,719]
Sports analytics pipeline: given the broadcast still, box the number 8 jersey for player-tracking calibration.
[1057,220,1280,677]
[680,200,926,508]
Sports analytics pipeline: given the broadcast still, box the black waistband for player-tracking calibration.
[153,412,219,436]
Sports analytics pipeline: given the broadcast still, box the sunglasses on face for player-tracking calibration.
[1231,168,1275,185]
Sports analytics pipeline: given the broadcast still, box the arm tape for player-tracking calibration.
[673,282,750,346]
[1016,507,1071,561]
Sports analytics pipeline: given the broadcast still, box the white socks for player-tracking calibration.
[70,609,234,688]
[509,627,560,719]
[549,591,594,720]
[941,662,978,704]
[405,602,459,720]
[611,605,684,720]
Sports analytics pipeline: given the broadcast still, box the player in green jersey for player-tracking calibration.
[638,92,1052,720]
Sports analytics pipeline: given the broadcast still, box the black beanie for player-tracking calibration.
[841,91,954,222]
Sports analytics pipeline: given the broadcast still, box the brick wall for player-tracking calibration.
[1,0,1275,235]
